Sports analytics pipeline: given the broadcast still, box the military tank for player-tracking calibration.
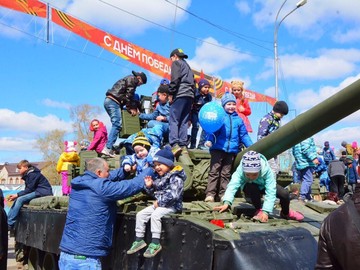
[14,78,360,270]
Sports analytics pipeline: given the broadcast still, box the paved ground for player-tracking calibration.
[7,236,25,270]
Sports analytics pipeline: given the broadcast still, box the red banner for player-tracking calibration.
[0,0,47,18]
[51,8,172,80]
[0,1,276,105]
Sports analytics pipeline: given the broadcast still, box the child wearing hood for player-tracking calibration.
[204,93,253,202]
[127,146,186,258]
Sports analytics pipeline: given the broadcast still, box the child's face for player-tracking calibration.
[91,120,100,131]
[232,88,243,98]
[157,92,168,104]
[154,161,171,176]
[200,85,210,95]
[224,102,236,114]
[134,145,149,159]
[244,172,260,180]
[17,165,28,175]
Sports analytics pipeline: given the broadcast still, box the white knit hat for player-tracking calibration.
[242,151,261,173]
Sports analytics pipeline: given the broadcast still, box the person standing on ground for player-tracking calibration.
[7,160,53,230]
[292,137,319,202]
[58,157,155,270]
[168,48,195,157]
[104,71,147,156]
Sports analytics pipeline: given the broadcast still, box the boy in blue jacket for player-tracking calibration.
[127,146,186,258]
[139,84,170,135]
[204,93,253,202]
[214,151,304,223]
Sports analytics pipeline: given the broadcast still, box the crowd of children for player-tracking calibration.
[50,48,360,262]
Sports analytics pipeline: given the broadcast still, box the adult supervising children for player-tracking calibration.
[168,48,195,157]
[58,157,155,270]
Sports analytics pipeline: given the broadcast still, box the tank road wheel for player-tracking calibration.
[28,247,40,270]
[42,252,59,270]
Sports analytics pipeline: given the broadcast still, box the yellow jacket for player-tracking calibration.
[56,152,80,172]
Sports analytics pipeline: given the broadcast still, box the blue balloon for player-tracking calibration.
[199,102,226,133]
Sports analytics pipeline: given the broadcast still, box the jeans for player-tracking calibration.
[7,192,37,227]
[58,251,101,270]
[299,167,314,200]
[104,97,121,149]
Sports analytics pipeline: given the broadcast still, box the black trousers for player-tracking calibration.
[243,183,290,215]
[330,175,345,199]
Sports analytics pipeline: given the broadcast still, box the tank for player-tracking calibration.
[13,78,360,270]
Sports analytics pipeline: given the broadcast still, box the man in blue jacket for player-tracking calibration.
[58,157,154,270]
[7,160,53,230]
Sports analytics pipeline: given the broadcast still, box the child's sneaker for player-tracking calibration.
[143,243,162,258]
[281,210,304,222]
[126,240,147,254]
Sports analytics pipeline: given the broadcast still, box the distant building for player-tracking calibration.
[0,162,51,185]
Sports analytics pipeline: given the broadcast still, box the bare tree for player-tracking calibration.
[70,104,102,143]
[35,129,67,185]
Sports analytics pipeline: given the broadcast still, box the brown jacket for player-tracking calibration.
[316,184,360,269]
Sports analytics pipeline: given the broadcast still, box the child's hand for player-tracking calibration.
[205,141,212,148]
[144,176,153,188]
[124,164,131,172]
[213,204,229,213]
[7,194,18,202]
[153,200,158,208]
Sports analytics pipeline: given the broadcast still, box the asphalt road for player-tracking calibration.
[7,236,23,270]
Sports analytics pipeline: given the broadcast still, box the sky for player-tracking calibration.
[1,0,360,164]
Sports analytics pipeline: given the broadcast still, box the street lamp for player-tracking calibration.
[274,0,307,101]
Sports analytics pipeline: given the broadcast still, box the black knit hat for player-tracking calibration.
[273,101,289,115]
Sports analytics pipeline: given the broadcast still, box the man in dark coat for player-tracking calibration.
[316,183,360,269]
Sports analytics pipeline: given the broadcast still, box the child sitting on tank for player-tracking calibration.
[121,132,159,176]
[139,83,170,136]
[127,146,186,258]
[214,151,304,223]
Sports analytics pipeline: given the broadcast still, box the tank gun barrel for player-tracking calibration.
[235,78,360,167]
